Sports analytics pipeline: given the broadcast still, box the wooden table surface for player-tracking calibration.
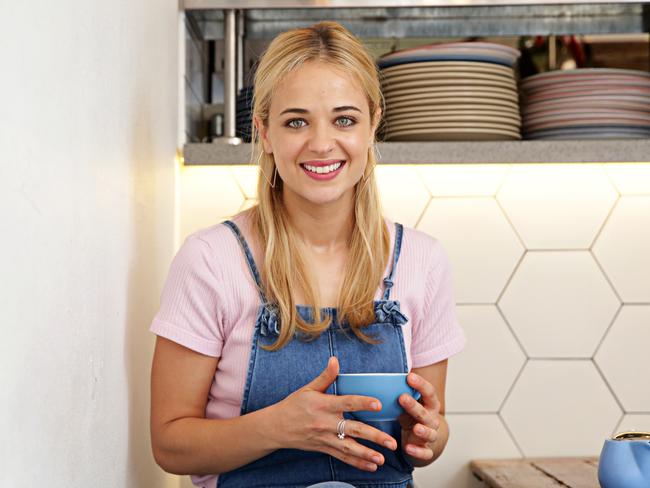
[470,457,600,488]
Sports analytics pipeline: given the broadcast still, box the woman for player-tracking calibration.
[150,21,465,488]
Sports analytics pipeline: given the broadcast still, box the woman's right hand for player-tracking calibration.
[267,356,398,472]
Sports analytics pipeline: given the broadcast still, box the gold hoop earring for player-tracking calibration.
[257,151,277,188]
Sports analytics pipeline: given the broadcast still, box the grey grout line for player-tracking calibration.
[589,192,620,251]
[495,298,529,360]
[497,410,526,458]
[494,248,527,305]
[591,357,627,414]
[494,196,528,252]
[497,355,529,414]
[590,246,625,305]
[591,302,622,360]
[413,194,432,230]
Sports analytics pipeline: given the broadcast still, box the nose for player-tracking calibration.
[307,121,334,154]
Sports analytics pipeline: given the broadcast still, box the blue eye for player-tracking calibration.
[337,116,356,127]
[286,118,306,129]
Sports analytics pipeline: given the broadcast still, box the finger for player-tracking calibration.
[413,423,438,444]
[332,394,382,415]
[404,443,434,461]
[324,431,386,466]
[305,356,339,393]
[399,393,436,428]
[342,419,398,451]
[407,373,437,408]
[321,445,378,472]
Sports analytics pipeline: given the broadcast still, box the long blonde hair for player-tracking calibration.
[249,21,390,351]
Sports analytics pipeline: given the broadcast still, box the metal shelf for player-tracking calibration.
[183,140,650,164]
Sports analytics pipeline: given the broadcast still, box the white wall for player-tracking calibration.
[1,1,179,487]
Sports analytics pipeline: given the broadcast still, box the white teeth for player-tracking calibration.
[303,161,343,174]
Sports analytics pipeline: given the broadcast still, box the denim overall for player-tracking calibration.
[217,220,414,488]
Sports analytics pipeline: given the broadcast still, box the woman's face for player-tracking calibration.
[255,61,380,209]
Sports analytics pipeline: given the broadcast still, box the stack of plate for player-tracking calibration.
[520,68,650,139]
[378,42,522,141]
[236,85,254,142]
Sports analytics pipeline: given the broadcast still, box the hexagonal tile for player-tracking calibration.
[418,198,524,303]
[415,164,509,197]
[613,414,650,436]
[230,165,259,199]
[497,164,618,249]
[447,305,526,412]
[499,251,620,358]
[605,163,650,195]
[595,305,650,413]
[414,414,520,488]
[592,196,650,302]
[375,165,430,227]
[179,166,244,240]
[501,360,621,457]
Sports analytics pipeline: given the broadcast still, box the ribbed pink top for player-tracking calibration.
[150,209,466,488]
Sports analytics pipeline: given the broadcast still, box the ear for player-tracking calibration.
[253,115,272,154]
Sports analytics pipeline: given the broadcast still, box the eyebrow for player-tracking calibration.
[279,105,363,116]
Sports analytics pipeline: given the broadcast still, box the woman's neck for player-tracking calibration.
[283,190,355,254]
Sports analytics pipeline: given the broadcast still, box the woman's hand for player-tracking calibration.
[267,356,398,472]
[397,372,441,462]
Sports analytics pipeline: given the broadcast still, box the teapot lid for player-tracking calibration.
[612,431,650,440]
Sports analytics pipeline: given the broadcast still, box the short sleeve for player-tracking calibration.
[149,235,227,357]
[410,241,466,368]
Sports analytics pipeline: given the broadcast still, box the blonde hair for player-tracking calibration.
[249,21,389,351]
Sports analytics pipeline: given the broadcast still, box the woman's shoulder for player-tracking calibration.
[177,209,254,270]
[387,218,445,262]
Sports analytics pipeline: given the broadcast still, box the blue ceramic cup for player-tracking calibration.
[335,373,422,422]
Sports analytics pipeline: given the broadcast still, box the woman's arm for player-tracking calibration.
[150,336,279,475]
[150,337,398,475]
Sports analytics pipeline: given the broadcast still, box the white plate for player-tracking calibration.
[381,60,514,77]
[382,76,517,94]
[386,87,519,103]
[387,96,520,111]
[381,70,516,86]
[385,109,522,123]
[384,126,521,141]
[385,114,521,130]
[387,104,521,117]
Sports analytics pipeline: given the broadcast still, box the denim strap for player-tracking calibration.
[382,222,404,301]
[223,220,267,304]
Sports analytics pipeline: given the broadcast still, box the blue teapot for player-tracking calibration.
[599,431,650,488]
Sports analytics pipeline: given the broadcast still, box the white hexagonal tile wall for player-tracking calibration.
[614,414,650,436]
[418,198,524,303]
[415,164,509,197]
[605,163,650,195]
[497,164,618,249]
[499,251,620,358]
[179,166,244,240]
[592,196,650,303]
[230,165,259,199]
[447,305,525,412]
[375,165,430,227]
[595,305,650,413]
[501,360,621,457]
[414,414,520,488]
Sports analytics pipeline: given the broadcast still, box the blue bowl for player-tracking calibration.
[335,373,421,422]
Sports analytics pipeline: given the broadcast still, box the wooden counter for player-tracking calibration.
[470,457,600,488]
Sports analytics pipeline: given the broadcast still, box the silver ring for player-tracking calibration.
[337,419,347,440]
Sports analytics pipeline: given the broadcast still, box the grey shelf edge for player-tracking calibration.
[183,140,650,164]
[183,0,645,9]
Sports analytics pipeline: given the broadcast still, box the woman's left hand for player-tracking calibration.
[397,372,441,462]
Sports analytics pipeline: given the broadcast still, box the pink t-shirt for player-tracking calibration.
[150,209,466,488]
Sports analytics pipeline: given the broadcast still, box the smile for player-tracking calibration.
[300,160,347,181]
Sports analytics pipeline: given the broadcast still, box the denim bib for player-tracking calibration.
[217,220,414,488]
